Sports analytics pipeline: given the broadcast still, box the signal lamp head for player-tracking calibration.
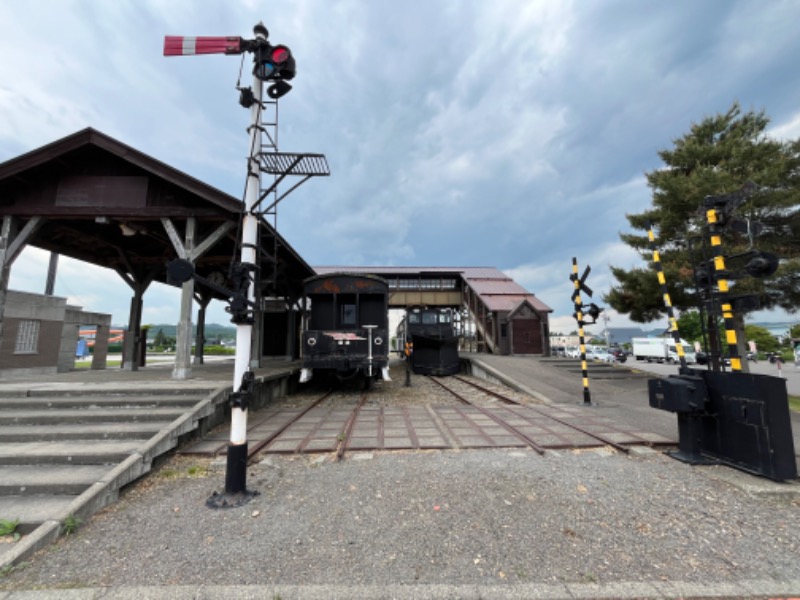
[585,303,603,321]
[253,43,295,82]
[744,251,779,278]
[271,46,290,64]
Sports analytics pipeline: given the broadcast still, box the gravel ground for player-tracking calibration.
[1,360,799,594]
[1,446,799,591]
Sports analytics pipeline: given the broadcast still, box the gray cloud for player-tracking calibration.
[2,0,799,328]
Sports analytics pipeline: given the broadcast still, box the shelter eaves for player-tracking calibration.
[0,127,314,299]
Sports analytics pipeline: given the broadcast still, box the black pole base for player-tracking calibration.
[206,442,259,510]
[580,389,595,406]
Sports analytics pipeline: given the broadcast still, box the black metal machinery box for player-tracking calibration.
[648,369,797,481]
[648,374,707,413]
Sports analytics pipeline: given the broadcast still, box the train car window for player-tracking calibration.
[439,313,452,324]
[408,313,420,324]
[341,304,357,326]
[422,312,438,324]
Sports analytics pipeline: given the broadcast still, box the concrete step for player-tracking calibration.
[0,395,206,409]
[0,387,217,399]
[0,422,173,442]
[0,440,144,465]
[0,495,78,530]
[0,407,187,425]
[0,465,109,496]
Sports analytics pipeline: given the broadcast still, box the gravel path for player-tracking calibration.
[2,359,798,598]
[1,447,798,592]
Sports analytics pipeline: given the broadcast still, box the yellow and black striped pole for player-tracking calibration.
[706,208,741,372]
[646,224,688,373]
[570,257,592,405]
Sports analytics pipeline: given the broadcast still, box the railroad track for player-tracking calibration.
[242,390,334,462]
[431,375,649,454]
[184,376,670,458]
[334,391,368,461]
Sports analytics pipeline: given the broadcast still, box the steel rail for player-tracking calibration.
[245,389,334,462]
[452,375,633,454]
[429,377,546,455]
[335,391,368,461]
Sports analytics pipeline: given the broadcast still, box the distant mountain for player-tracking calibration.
[126,323,237,340]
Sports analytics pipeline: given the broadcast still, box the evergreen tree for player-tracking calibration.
[605,103,800,322]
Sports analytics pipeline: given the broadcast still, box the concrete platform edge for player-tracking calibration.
[467,356,554,405]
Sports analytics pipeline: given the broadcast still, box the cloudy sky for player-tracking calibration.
[2,0,799,335]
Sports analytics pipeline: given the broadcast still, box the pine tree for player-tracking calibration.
[605,103,800,322]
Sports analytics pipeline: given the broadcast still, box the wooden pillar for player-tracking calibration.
[193,294,212,365]
[122,284,146,371]
[92,321,110,370]
[173,217,196,380]
[163,217,234,379]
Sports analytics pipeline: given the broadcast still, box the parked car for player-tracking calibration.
[566,346,581,358]
[609,348,627,363]
[585,347,614,362]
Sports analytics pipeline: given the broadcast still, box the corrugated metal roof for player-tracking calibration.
[482,294,552,313]
[312,266,553,313]
[466,279,528,295]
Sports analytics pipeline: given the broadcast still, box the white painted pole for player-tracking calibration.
[225,29,265,494]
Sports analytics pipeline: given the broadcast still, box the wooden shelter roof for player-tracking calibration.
[0,128,313,300]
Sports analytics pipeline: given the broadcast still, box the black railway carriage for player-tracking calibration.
[397,306,460,376]
[299,273,391,384]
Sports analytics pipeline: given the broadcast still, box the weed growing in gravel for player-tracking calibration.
[0,560,29,578]
[61,514,82,536]
[187,465,208,477]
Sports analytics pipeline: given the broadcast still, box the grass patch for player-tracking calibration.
[61,514,82,536]
[0,518,21,541]
[158,464,209,479]
[789,395,800,413]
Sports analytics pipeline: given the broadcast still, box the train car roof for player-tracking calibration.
[303,272,389,294]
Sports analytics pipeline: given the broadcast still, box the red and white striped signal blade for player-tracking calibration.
[163,36,243,56]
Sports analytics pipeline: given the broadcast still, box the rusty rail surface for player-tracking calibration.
[451,375,635,454]
[246,389,334,462]
[428,376,547,455]
[335,391,368,461]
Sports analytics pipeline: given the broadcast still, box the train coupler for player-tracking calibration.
[381,366,391,382]
[299,368,313,383]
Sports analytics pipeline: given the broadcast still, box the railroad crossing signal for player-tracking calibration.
[570,257,599,406]
[569,264,593,300]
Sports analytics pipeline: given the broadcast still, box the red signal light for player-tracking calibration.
[271,46,290,64]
